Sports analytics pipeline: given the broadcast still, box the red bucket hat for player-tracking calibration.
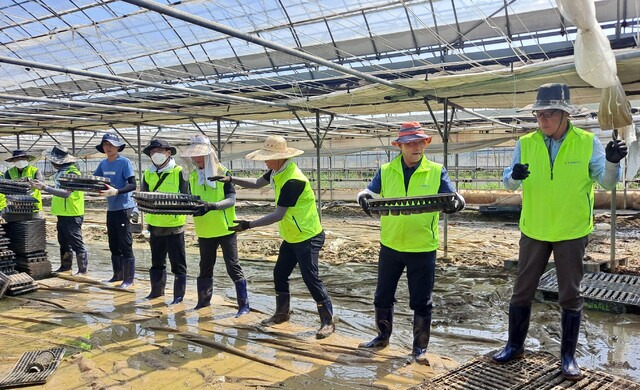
[392,122,432,146]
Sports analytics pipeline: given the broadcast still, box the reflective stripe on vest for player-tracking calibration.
[520,124,594,241]
[8,165,42,211]
[189,168,236,238]
[51,165,85,217]
[143,166,186,227]
[273,162,322,243]
[380,156,442,252]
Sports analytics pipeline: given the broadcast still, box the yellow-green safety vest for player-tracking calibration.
[273,162,322,243]
[189,168,236,238]
[143,166,186,228]
[380,156,442,252]
[519,124,595,242]
[7,165,42,212]
[51,165,85,217]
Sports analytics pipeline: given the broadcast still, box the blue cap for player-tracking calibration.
[96,132,125,153]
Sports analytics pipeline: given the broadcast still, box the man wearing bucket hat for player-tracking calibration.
[355,121,464,364]
[494,83,626,380]
[30,146,87,273]
[141,139,189,304]
[182,135,250,316]
[4,150,43,213]
[210,135,334,338]
[94,132,138,288]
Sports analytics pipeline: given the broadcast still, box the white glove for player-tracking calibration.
[99,184,119,197]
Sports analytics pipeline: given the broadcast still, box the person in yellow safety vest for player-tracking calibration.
[356,122,465,364]
[141,139,189,304]
[494,83,627,381]
[181,135,250,317]
[30,146,87,274]
[4,150,43,214]
[210,135,335,339]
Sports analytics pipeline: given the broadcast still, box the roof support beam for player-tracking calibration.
[121,0,416,95]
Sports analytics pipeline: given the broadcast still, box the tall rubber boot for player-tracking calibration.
[234,279,250,317]
[119,257,135,289]
[55,252,73,273]
[359,307,393,348]
[145,268,166,299]
[412,313,432,364]
[193,277,213,310]
[260,291,290,326]
[492,305,531,363]
[316,299,335,339]
[561,309,582,381]
[171,274,187,304]
[74,251,89,275]
[104,255,123,282]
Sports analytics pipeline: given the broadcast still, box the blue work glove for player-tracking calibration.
[605,139,628,163]
[511,163,530,180]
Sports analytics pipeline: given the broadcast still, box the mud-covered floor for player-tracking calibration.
[1,205,639,388]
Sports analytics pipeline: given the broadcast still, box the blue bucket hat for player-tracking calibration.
[530,83,581,115]
[96,132,125,153]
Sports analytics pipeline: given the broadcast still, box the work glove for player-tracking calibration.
[511,163,530,180]
[229,220,251,232]
[605,139,628,163]
[208,175,231,183]
[193,202,217,217]
[99,184,119,197]
[29,180,46,190]
[356,190,373,217]
[444,193,466,214]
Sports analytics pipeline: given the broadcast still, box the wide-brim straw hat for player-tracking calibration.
[46,145,77,165]
[521,83,583,115]
[181,135,216,157]
[245,135,303,161]
[5,150,36,162]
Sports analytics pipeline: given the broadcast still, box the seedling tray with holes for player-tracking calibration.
[367,193,458,216]
[0,179,31,195]
[537,269,640,314]
[133,192,204,215]
[57,174,110,192]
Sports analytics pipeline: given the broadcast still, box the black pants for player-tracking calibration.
[511,233,587,311]
[57,216,85,256]
[106,208,134,259]
[150,231,187,275]
[198,233,244,281]
[373,244,436,316]
[274,231,329,303]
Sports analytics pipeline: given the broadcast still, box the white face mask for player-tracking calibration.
[14,160,28,169]
[151,152,169,166]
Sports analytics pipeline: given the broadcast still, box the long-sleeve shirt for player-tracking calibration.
[367,157,456,194]
[503,132,621,191]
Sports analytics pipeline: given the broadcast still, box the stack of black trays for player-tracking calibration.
[133,192,204,215]
[0,272,38,296]
[3,195,39,214]
[0,225,16,276]
[57,174,110,193]
[0,178,31,195]
[5,220,50,280]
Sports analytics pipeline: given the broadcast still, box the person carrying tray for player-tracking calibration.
[181,135,249,316]
[94,132,137,288]
[356,121,464,363]
[30,146,88,274]
[4,150,43,215]
[493,83,626,380]
[210,135,335,338]
[141,139,190,304]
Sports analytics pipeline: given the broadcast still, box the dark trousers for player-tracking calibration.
[373,244,436,317]
[511,233,587,311]
[57,216,85,256]
[150,231,187,275]
[106,208,134,259]
[197,233,244,281]
[274,231,329,303]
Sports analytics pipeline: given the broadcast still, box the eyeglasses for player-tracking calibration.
[534,110,559,119]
